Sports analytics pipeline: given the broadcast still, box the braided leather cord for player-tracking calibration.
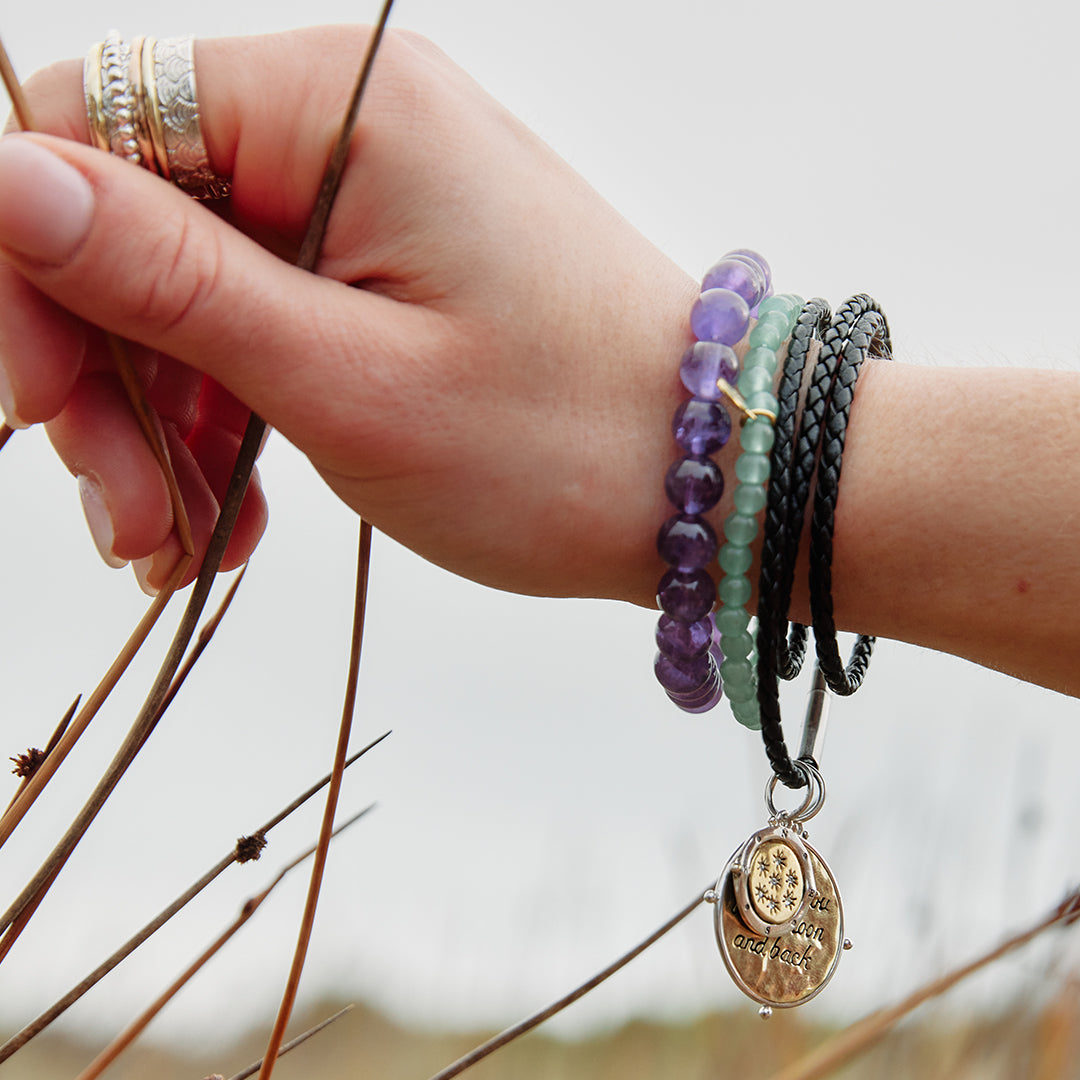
[808,297,891,694]
[754,298,830,787]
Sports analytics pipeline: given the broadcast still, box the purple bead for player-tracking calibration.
[665,456,724,514]
[657,514,718,570]
[654,650,713,694]
[668,665,723,713]
[657,568,715,622]
[672,398,732,455]
[656,614,713,659]
[691,288,751,345]
[679,341,739,401]
[725,248,772,297]
[701,259,767,310]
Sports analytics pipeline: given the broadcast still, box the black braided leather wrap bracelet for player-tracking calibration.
[753,295,889,787]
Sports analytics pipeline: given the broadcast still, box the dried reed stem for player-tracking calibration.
[0,740,383,1063]
[103,333,194,555]
[0,34,35,131]
[426,886,710,1080]
[257,522,373,1080]
[226,1005,355,1080]
[295,2,395,271]
[765,889,1080,1080]
[72,810,372,1080]
[0,554,190,855]
[5,694,79,813]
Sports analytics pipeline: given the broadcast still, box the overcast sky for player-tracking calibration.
[2,0,1080,1060]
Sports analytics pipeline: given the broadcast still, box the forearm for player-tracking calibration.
[619,322,1080,695]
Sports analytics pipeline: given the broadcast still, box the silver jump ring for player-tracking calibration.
[765,760,827,824]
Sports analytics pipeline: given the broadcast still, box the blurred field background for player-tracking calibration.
[8,988,1080,1080]
[2,0,1080,1077]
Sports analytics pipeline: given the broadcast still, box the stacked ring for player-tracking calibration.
[83,31,230,200]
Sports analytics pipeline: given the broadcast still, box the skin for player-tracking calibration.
[0,27,1078,694]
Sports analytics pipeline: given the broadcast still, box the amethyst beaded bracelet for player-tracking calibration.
[654,250,773,713]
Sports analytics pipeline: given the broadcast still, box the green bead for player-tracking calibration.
[758,294,797,320]
[731,699,762,730]
[733,482,767,515]
[718,541,753,575]
[748,321,783,351]
[723,511,758,546]
[720,653,754,683]
[737,365,773,397]
[745,391,779,415]
[714,603,750,635]
[721,629,755,660]
[740,416,775,454]
[735,451,771,485]
[718,573,751,607]
[744,345,778,373]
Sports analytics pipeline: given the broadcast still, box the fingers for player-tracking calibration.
[43,350,267,590]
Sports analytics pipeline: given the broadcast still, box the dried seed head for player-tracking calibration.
[235,832,268,863]
[10,748,45,779]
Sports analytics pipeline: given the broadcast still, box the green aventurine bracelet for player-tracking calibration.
[714,293,803,729]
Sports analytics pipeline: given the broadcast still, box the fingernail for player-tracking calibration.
[132,555,160,597]
[0,355,28,428]
[0,137,94,264]
[77,474,127,569]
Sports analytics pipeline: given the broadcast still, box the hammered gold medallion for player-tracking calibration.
[714,833,844,1009]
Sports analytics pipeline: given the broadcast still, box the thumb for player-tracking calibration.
[0,132,384,447]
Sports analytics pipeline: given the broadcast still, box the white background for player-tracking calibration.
[2,0,1079,1056]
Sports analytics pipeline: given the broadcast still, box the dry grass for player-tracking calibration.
[7,989,1080,1080]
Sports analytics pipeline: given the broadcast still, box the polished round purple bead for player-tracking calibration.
[654,650,713,695]
[690,288,751,346]
[655,613,713,659]
[666,662,723,712]
[672,398,732,455]
[679,341,739,401]
[657,513,718,570]
[657,567,716,623]
[725,248,772,297]
[664,456,724,514]
[701,258,767,310]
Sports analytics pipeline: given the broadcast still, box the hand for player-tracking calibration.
[0,26,698,600]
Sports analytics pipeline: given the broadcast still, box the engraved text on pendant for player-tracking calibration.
[716,838,843,1008]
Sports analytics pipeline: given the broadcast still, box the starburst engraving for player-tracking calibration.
[747,840,806,926]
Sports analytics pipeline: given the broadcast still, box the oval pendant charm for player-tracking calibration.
[714,830,844,1008]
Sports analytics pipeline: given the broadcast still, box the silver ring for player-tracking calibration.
[84,30,142,166]
[150,36,230,200]
[84,32,230,201]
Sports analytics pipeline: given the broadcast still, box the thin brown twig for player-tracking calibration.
[426,886,710,1080]
[255,7,394,1074]
[0,739,386,1064]
[103,334,194,555]
[5,694,80,813]
[226,1005,356,1080]
[257,521,374,1080]
[0,554,190,855]
[72,808,373,1080]
[0,34,35,131]
[764,888,1080,1080]
[295,2,395,271]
